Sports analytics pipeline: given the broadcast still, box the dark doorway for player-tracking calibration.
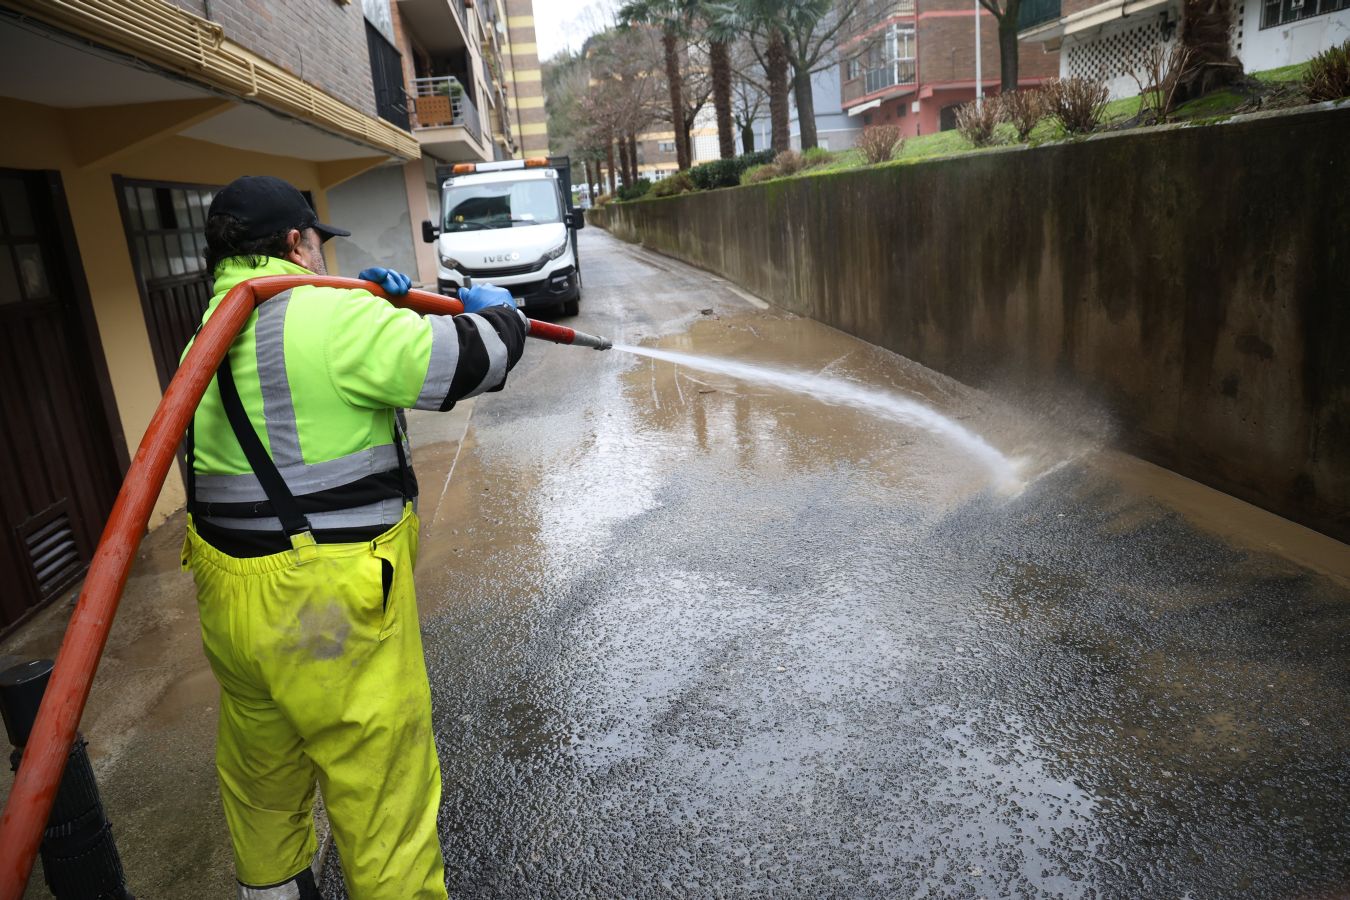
[0,169,123,633]
[939,103,961,132]
[116,179,219,392]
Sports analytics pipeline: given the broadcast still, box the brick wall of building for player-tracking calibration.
[167,0,377,117]
[841,2,1058,113]
[918,11,1059,83]
[1060,0,1104,16]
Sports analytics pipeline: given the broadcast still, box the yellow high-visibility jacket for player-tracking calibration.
[187,255,526,551]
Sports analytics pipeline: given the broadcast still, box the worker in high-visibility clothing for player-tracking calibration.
[182,175,527,899]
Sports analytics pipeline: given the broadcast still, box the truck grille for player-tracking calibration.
[459,258,544,278]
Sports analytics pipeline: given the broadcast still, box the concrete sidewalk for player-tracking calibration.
[0,403,474,898]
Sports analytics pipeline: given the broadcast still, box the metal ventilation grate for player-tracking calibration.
[21,508,84,601]
[1066,18,1168,82]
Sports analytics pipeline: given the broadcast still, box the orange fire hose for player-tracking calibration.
[0,275,609,897]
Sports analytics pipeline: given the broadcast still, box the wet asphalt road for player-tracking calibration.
[325,229,1350,898]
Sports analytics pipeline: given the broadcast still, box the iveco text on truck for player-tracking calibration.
[421,157,585,316]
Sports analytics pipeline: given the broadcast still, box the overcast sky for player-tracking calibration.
[533,0,619,62]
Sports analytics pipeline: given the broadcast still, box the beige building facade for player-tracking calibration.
[0,0,418,633]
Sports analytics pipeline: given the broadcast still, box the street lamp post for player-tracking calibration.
[975,0,983,107]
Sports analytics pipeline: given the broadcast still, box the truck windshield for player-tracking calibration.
[442,180,562,231]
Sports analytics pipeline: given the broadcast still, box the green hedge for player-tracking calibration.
[649,171,694,197]
[687,150,776,191]
[616,178,652,202]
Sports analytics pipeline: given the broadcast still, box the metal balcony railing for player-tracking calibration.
[1017,0,1061,31]
[859,0,914,20]
[411,76,482,143]
[864,58,917,94]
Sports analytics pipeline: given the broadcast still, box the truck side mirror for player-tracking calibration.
[421,220,439,243]
[567,212,585,231]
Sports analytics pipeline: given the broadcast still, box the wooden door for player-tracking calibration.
[0,170,122,632]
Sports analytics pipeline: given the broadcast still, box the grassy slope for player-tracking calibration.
[795,64,1309,169]
[612,63,1325,200]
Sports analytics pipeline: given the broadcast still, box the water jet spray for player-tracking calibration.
[614,343,1024,494]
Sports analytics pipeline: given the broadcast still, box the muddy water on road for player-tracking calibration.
[327,232,1350,898]
[613,341,1024,494]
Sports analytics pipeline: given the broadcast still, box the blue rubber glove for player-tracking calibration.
[357,266,412,296]
[458,282,516,313]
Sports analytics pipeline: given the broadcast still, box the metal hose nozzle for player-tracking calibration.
[568,330,612,351]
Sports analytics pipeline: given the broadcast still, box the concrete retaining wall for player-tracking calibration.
[588,106,1350,542]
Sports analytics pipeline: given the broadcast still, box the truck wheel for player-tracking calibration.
[562,270,581,316]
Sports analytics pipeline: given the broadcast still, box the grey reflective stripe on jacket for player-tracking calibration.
[415,314,459,409]
[202,497,407,533]
[194,444,401,504]
[254,291,303,468]
[460,313,510,398]
[411,308,525,410]
[196,289,405,534]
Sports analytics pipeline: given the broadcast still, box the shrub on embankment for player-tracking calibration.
[686,150,776,191]
[586,105,1350,542]
[1304,38,1350,101]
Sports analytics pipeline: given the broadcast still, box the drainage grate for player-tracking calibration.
[20,507,84,601]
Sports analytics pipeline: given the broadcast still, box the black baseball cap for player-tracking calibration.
[207,175,351,242]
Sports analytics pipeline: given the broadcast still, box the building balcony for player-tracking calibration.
[399,0,470,54]
[1017,0,1063,34]
[859,0,915,19]
[864,58,917,94]
[411,76,490,161]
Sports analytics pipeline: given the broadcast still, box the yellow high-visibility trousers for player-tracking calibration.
[183,504,447,899]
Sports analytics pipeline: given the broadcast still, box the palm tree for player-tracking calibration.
[1176,0,1243,100]
[620,0,697,169]
[713,0,884,151]
[715,0,792,153]
[778,0,833,151]
[702,3,740,159]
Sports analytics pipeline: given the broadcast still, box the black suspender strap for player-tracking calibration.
[392,409,414,504]
[185,418,198,516]
[215,351,313,538]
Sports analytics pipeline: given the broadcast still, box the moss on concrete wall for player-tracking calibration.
[589,107,1350,541]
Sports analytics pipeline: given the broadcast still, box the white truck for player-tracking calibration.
[421,157,585,316]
